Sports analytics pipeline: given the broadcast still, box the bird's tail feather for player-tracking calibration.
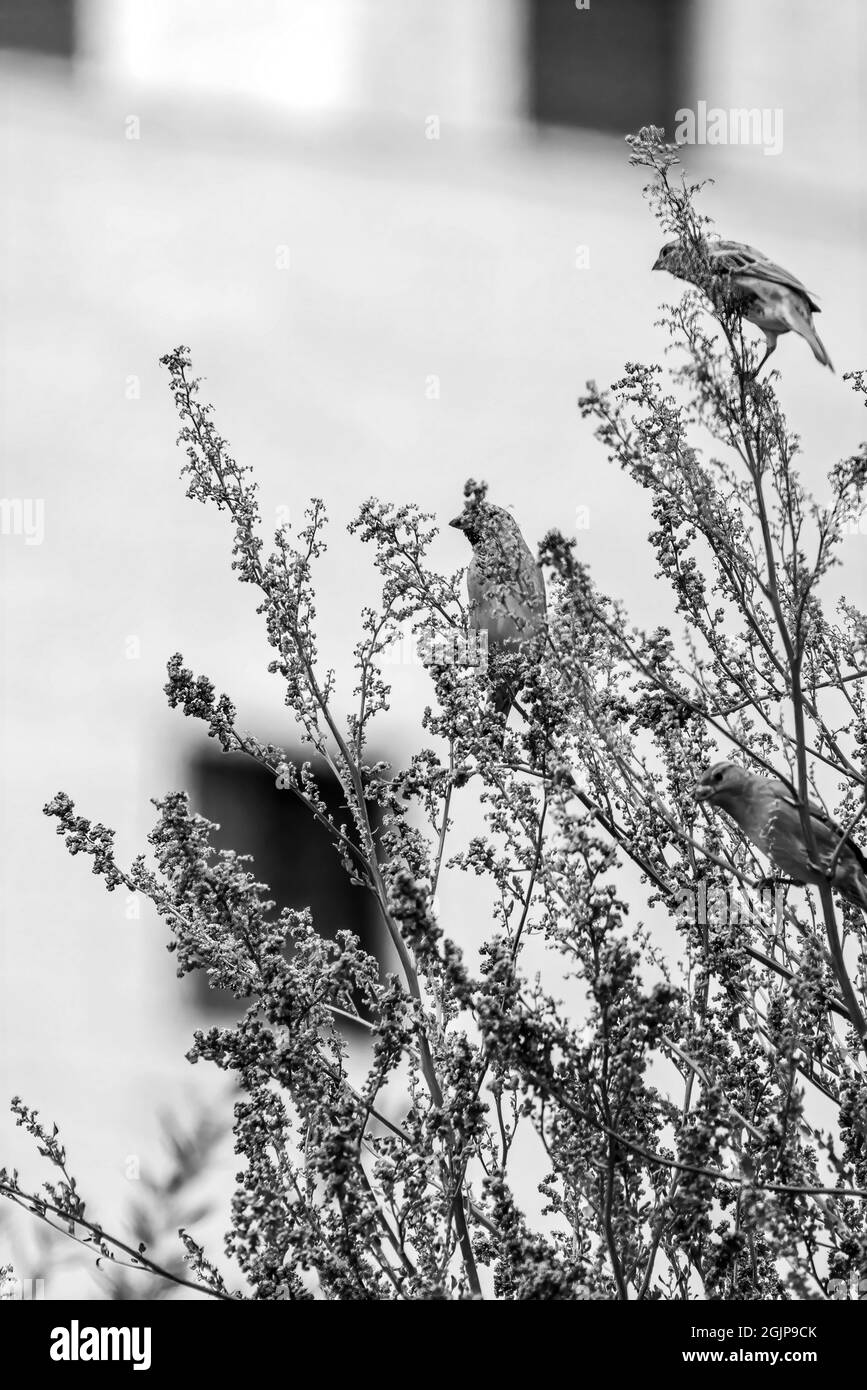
[804,323,834,371]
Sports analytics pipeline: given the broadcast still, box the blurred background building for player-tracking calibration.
[1,0,865,1295]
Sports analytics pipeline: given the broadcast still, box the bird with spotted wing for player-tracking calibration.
[653,238,832,373]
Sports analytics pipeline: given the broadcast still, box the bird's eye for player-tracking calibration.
[712,770,723,784]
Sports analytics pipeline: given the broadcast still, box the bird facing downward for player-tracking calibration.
[653,238,833,373]
[694,761,867,912]
[450,488,547,721]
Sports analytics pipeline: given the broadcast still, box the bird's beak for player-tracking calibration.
[651,255,663,271]
[448,515,463,530]
[693,782,714,802]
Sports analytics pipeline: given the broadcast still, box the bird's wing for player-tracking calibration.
[516,539,547,618]
[467,529,546,647]
[777,789,867,873]
[710,241,820,312]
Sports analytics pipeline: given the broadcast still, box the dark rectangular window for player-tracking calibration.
[529,0,689,134]
[0,0,76,57]
[188,750,388,1028]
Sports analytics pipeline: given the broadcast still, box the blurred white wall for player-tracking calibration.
[78,0,528,128]
[692,0,866,193]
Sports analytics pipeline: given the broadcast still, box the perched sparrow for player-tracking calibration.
[450,490,547,719]
[653,238,833,372]
[694,762,867,911]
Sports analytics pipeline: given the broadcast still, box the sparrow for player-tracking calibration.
[653,238,833,372]
[449,487,547,720]
[694,762,867,911]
